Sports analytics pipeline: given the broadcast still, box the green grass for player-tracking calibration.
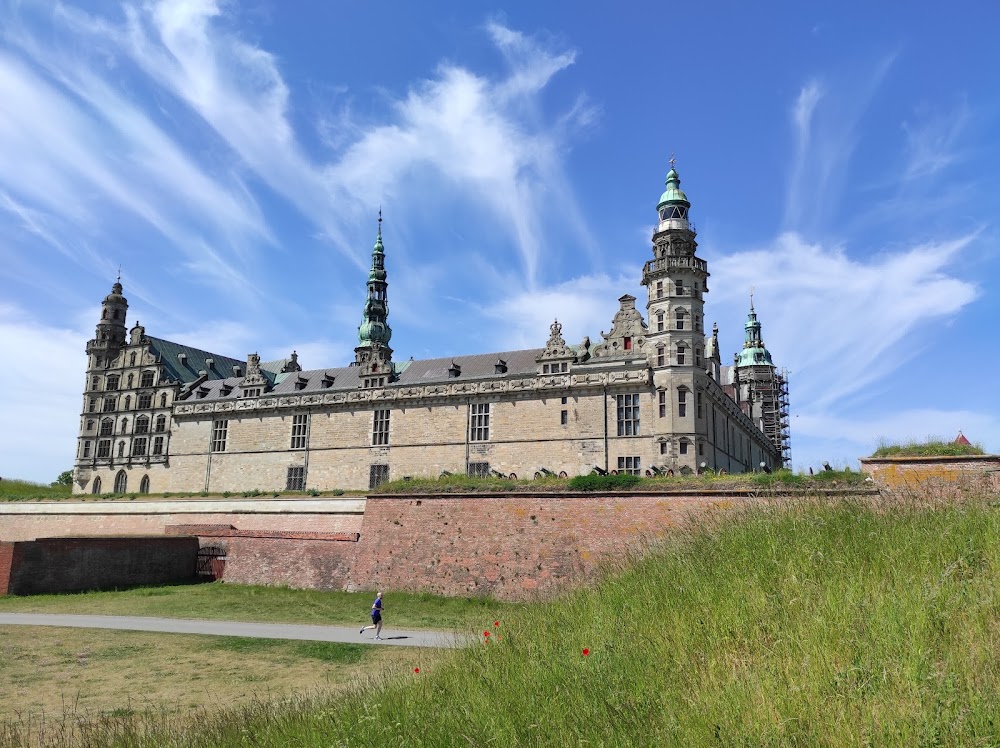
[8,499,1000,747]
[872,437,987,457]
[0,582,520,631]
[210,638,369,664]
[0,478,72,501]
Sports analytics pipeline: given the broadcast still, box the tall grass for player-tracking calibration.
[0,479,72,501]
[872,437,986,457]
[7,500,998,747]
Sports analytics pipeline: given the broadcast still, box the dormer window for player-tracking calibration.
[197,387,209,399]
[234,365,242,376]
[220,385,233,397]
[448,362,461,378]
[243,387,262,398]
[363,377,386,388]
[294,377,308,391]
[495,359,507,375]
[321,374,335,388]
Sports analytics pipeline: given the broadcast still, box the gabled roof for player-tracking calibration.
[146,337,243,384]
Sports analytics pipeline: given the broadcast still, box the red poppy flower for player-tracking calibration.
[494,621,500,627]
[484,631,490,637]
[582,648,590,656]
[414,667,420,673]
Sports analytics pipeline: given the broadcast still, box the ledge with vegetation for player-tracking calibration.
[870,438,988,458]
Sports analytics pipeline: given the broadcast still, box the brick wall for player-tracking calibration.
[3,536,199,596]
[347,493,764,600]
[0,542,14,596]
[860,455,1000,492]
[220,537,360,589]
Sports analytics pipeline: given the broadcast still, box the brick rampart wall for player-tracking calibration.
[220,537,360,589]
[860,455,1000,493]
[0,542,15,596]
[2,536,199,596]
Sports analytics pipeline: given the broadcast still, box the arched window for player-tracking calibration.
[155,415,167,433]
[135,416,150,435]
[91,476,102,494]
[124,395,131,410]
[114,470,127,493]
[117,441,125,457]
[130,352,137,366]
[120,417,129,434]
[139,475,150,494]
[127,373,134,388]
[159,393,168,408]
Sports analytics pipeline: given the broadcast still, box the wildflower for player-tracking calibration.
[582,648,590,656]
[414,668,420,674]
[484,631,490,638]
[494,621,500,627]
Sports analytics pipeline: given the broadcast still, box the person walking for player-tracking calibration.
[360,591,385,640]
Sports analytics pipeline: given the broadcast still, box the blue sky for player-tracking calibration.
[1,1,997,483]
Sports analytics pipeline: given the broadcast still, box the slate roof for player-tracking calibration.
[147,337,244,384]
[188,348,547,401]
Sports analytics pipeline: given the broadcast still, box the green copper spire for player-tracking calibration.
[357,210,392,347]
[735,295,774,368]
[657,156,691,222]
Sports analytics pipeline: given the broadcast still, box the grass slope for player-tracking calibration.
[872,438,986,457]
[0,479,71,501]
[16,500,999,747]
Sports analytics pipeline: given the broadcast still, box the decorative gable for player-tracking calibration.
[590,295,648,359]
[536,319,577,374]
[240,353,269,397]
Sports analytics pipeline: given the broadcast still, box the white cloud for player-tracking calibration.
[0,305,88,484]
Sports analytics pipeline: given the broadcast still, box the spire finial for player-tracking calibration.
[669,152,676,169]
[116,265,121,283]
[749,286,755,311]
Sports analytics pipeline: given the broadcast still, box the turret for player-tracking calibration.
[354,212,394,381]
[86,278,128,362]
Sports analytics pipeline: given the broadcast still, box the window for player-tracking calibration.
[243,387,262,398]
[100,418,113,436]
[696,349,702,367]
[676,310,686,330]
[286,466,306,491]
[561,397,568,404]
[658,391,666,418]
[656,281,663,299]
[140,371,155,387]
[123,395,131,410]
[678,389,687,418]
[560,410,568,425]
[369,464,389,489]
[89,398,97,413]
[127,373,134,388]
[675,280,683,295]
[120,417,129,434]
[155,415,166,432]
[363,377,386,388]
[97,439,111,458]
[130,353,136,366]
[82,441,91,458]
[106,375,119,390]
[103,397,117,412]
[371,410,390,446]
[138,393,152,409]
[135,416,149,434]
[660,442,669,455]
[139,475,150,494]
[699,443,705,456]
[117,441,125,457]
[618,456,641,475]
[657,347,665,367]
[467,462,490,478]
[211,420,228,452]
[86,419,94,431]
[616,394,640,436]
[291,414,309,449]
[160,393,168,408]
[114,470,127,493]
[469,403,491,442]
[656,312,664,332]
[676,345,686,365]
[623,337,632,351]
[152,436,164,455]
[132,438,147,456]
[679,440,689,455]
[697,392,703,419]
[91,476,101,494]
[90,376,99,391]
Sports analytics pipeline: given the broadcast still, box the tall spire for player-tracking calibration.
[736,297,773,367]
[656,157,691,227]
[355,212,393,370]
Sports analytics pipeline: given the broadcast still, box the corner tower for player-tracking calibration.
[354,212,394,385]
[86,278,129,365]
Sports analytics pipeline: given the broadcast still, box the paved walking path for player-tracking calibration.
[0,613,463,648]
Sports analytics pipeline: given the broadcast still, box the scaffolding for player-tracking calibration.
[748,367,791,468]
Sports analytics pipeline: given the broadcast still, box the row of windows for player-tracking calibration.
[655,344,702,368]
[88,392,169,413]
[653,279,706,299]
[88,415,168,436]
[89,370,157,391]
[84,435,166,459]
[654,309,702,332]
[90,471,152,495]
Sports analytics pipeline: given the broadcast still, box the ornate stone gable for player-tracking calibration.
[536,320,577,362]
[240,353,269,390]
[589,295,649,359]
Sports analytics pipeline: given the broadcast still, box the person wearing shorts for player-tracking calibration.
[360,591,384,640]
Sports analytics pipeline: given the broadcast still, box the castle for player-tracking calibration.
[73,164,790,495]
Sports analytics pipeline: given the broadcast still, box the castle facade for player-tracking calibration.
[73,165,789,494]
